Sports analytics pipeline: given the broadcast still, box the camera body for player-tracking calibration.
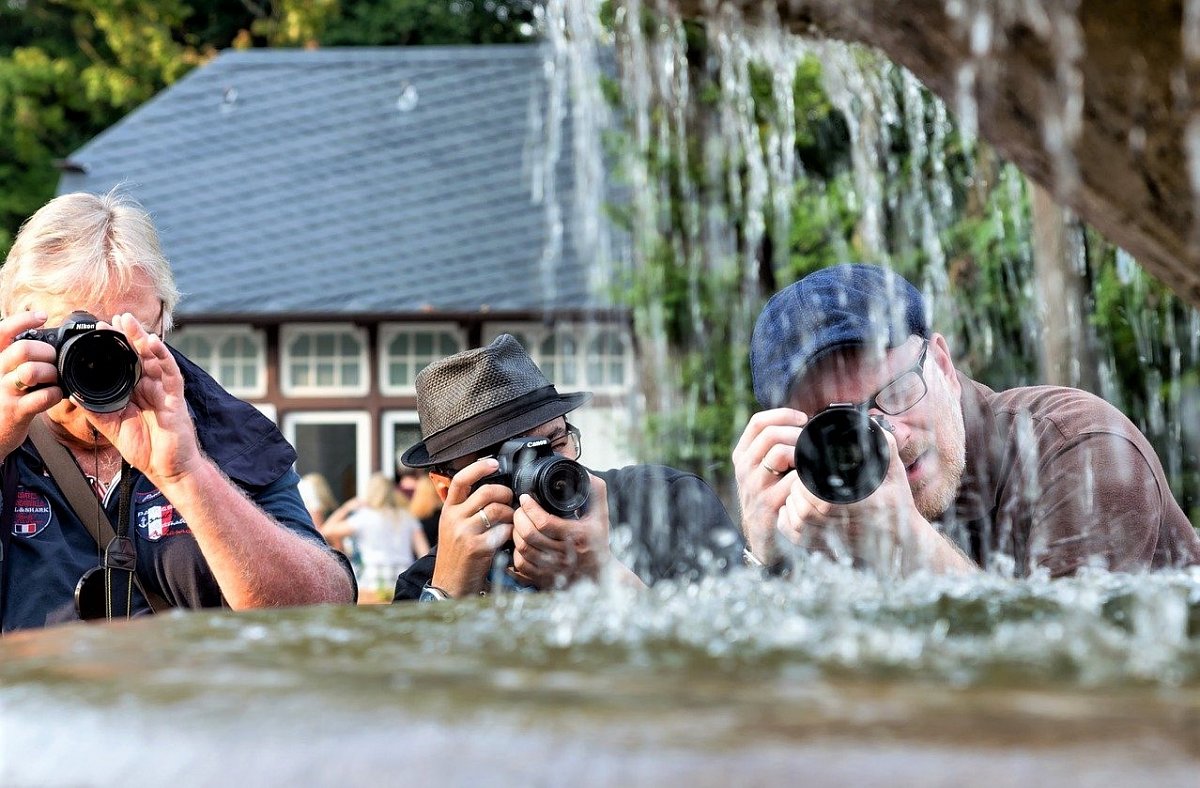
[793,403,892,504]
[16,310,141,413]
[472,436,591,517]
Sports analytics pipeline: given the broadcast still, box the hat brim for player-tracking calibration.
[401,391,593,469]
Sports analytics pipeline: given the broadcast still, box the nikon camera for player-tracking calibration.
[793,403,892,504]
[472,436,591,517]
[16,310,141,413]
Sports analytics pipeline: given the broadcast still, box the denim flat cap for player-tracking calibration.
[750,263,930,408]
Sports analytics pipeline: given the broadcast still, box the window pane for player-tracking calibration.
[415,333,434,356]
[316,362,335,386]
[291,364,310,387]
[342,362,360,386]
[390,334,409,355]
[315,335,335,356]
[292,335,311,355]
[439,334,458,355]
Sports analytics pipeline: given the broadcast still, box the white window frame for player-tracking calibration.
[483,322,633,394]
[582,327,635,394]
[382,410,422,473]
[282,410,372,499]
[377,322,467,396]
[280,323,370,397]
[170,324,267,398]
[253,403,277,423]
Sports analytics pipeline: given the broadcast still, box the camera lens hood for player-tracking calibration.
[58,329,141,413]
[794,405,890,504]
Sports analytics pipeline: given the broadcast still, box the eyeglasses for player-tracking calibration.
[856,339,930,416]
[551,423,583,461]
[436,422,582,477]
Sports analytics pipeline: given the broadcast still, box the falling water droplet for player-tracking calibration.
[396,82,419,113]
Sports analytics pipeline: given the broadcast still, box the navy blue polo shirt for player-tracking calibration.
[0,348,352,631]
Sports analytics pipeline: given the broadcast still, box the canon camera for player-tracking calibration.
[16,310,141,413]
[794,403,893,504]
[472,436,591,517]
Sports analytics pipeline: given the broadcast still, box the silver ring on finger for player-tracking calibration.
[762,462,785,476]
[478,507,492,530]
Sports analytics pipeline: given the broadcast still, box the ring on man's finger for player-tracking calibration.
[478,508,492,530]
[12,377,28,393]
[762,462,785,476]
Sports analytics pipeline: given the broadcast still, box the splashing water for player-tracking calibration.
[2,564,1199,784]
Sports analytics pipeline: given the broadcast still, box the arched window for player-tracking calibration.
[171,327,265,396]
[283,325,368,395]
[586,330,628,387]
[385,329,461,388]
[539,330,579,387]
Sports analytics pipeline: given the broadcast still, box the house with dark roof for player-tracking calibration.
[57,46,636,501]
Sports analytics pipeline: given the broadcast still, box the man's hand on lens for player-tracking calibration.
[83,313,204,485]
[0,310,62,457]
[431,457,514,598]
[780,426,971,575]
[731,408,807,566]
[510,472,625,590]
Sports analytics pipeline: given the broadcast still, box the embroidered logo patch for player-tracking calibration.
[137,503,189,541]
[12,490,53,538]
[135,488,166,504]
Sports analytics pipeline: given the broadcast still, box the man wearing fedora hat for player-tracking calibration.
[394,334,742,600]
[735,263,1200,578]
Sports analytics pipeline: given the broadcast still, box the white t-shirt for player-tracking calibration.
[346,507,422,582]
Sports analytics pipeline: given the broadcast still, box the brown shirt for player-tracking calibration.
[944,373,1200,576]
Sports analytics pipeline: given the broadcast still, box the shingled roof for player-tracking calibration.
[57,46,614,319]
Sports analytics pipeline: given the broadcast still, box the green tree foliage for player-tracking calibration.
[321,0,536,46]
[607,22,1200,523]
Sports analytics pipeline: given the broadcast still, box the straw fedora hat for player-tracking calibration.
[400,334,592,469]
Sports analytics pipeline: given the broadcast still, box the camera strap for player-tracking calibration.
[27,419,171,615]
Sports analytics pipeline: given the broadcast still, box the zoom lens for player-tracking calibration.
[514,456,591,517]
[58,330,141,413]
[794,405,890,504]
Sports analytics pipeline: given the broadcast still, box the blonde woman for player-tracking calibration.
[322,473,430,603]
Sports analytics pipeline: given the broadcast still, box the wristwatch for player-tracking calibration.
[418,584,451,602]
[743,547,791,578]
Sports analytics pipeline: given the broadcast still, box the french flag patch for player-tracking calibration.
[138,504,188,541]
[12,490,53,538]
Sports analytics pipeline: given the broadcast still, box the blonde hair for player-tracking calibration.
[363,472,406,511]
[408,474,441,520]
[300,472,336,514]
[1,191,181,330]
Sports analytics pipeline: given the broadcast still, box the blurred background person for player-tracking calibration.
[298,472,337,532]
[321,472,429,603]
[407,472,443,549]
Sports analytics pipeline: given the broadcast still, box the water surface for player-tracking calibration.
[2,565,1198,786]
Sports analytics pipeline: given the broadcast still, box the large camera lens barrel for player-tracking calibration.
[794,405,890,504]
[514,455,591,517]
[58,330,141,413]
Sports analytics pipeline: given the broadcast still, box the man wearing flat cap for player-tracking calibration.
[394,334,742,601]
[735,263,1200,578]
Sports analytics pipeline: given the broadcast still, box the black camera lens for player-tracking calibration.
[58,330,140,413]
[794,405,890,504]
[515,455,591,517]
